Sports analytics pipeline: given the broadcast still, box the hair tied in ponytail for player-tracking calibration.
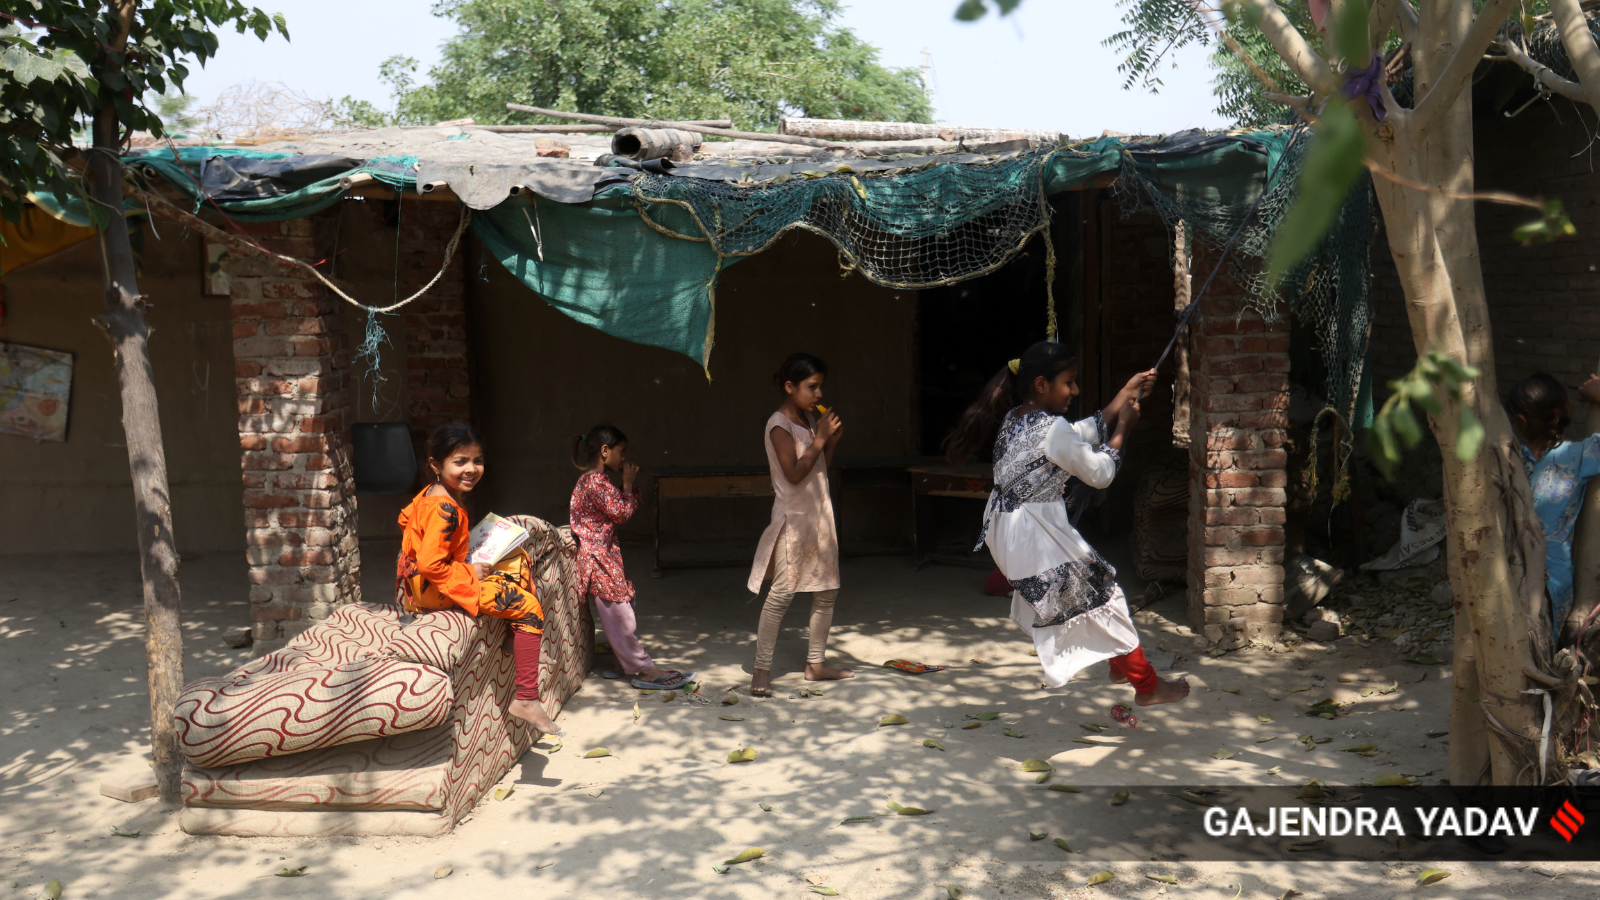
[1008,358,1021,375]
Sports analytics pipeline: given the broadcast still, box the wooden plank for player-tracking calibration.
[657,474,773,500]
[100,778,160,803]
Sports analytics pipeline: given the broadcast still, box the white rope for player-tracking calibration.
[321,204,473,314]
[1522,687,1554,784]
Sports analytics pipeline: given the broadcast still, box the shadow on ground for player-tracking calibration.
[1,545,1593,899]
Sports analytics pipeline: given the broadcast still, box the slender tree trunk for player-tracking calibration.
[1364,7,1553,784]
[89,108,186,802]
[1568,405,1600,647]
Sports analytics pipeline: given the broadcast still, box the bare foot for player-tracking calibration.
[1134,677,1191,707]
[804,662,855,681]
[751,668,773,697]
[1110,672,1130,684]
[508,698,562,735]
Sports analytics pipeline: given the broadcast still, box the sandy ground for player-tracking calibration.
[2,545,1596,900]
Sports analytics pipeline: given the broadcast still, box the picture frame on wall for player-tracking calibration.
[0,341,73,442]
[204,240,232,297]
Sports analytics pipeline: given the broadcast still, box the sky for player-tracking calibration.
[180,1,1231,137]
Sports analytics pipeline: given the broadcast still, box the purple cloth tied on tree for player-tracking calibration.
[1342,54,1387,122]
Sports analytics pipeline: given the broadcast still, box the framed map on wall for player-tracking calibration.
[0,342,73,441]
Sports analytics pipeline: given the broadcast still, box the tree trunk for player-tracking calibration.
[89,108,186,802]
[1569,405,1600,647]
[1364,6,1554,785]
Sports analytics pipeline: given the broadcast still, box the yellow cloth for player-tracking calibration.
[1,207,97,274]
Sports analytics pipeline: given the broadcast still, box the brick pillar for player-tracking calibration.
[1186,269,1290,648]
[400,198,473,455]
[231,217,361,648]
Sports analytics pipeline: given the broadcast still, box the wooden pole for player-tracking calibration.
[92,0,185,805]
[778,116,1062,144]
[472,119,732,134]
[505,104,846,149]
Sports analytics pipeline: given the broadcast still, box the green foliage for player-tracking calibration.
[1513,198,1577,246]
[1368,351,1485,479]
[0,1,287,223]
[380,0,932,129]
[1330,0,1370,66]
[149,88,199,133]
[1264,99,1367,288]
[1102,0,1211,94]
[954,0,1020,21]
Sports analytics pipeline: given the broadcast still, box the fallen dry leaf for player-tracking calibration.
[583,748,611,759]
[434,865,453,880]
[1020,759,1053,772]
[1087,871,1114,885]
[1054,838,1074,853]
[724,848,765,865]
[878,714,909,727]
[1047,784,1081,793]
[1211,748,1235,760]
[727,748,758,764]
[923,739,946,751]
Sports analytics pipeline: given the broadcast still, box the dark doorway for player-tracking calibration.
[917,192,1086,457]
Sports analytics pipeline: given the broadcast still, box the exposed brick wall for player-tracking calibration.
[398,198,474,456]
[230,215,361,647]
[1370,93,1600,414]
[1185,256,1290,647]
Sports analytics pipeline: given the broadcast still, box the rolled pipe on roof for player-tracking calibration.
[610,127,702,162]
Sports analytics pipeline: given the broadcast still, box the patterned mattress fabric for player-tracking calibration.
[172,655,455,769]
[182,724,455,811]
[178,514,593,837]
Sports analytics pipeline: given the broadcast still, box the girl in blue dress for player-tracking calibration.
[1506,372,1600,644]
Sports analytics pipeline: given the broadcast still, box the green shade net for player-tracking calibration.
[96,131,1373,419]
[473,188,732,364]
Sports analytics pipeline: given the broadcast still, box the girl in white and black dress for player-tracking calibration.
[946,341,1190,706]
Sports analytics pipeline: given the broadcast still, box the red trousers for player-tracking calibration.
[1108,647,1159,694]
[513,630,542,701]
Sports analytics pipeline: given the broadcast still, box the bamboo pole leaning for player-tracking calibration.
[778,116,1063,143]
[473,119,732,134]
[505,104,847,149]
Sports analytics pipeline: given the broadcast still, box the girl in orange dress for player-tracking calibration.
[397,423,561,735]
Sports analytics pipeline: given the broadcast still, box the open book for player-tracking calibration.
[467,513,530,566]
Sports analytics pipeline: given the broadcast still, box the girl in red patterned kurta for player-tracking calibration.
[571,425,694,691]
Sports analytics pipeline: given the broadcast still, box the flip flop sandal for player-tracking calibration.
[602,669,621,680]
[750,686,774,698]
[631,670,693,691]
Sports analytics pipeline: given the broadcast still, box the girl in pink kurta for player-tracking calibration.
[571,425,693,691]
[748,353,849,697]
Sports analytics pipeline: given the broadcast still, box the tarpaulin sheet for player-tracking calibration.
[100,132,1292,369]
[1,205,98,274]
